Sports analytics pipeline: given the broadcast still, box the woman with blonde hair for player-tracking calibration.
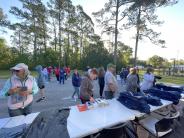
[125,68,139,93]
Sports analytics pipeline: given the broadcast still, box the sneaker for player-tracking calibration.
[36,97,46,103]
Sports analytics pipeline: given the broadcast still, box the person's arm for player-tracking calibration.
[1,79,11,97]
[1,79,21,97]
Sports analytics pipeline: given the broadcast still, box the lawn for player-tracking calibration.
[0,70,12,79]
[139,70,184,85]
[0,70,37,79]
[157,76,184,85]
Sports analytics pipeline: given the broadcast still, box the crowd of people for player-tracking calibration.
[0,62,157,117]
[41,66,71,83]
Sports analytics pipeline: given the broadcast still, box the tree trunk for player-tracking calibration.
[18,30,21,54]
[43,24,47,53]
[80,33,83,61]
[66,32,70,66]
[53,18,57,51]
[33,19,37,63]
[58,11,62,68]
[114,0,119,66]
[134,6,141,67]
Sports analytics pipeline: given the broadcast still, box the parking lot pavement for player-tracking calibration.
[0,77,125,118]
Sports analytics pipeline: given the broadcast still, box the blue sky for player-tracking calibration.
[1,0,184,60]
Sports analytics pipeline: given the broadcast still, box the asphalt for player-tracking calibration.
[0,76,125,118]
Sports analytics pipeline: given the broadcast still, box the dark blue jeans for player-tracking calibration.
[59,76,65,84]
[72,87,80,98]
[8,102,33,117]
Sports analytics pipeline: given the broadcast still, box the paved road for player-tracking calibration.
[0,76,125,118]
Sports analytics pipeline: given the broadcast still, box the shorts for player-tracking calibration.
[39,85,45,89]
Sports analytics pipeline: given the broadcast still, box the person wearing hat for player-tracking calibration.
[125,68,140,93]
[104,63,118,99]
[0,63,38,117]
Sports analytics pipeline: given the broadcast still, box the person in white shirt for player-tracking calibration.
[140,67,155,92]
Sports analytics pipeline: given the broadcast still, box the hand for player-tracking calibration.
[90,97,95,102]
[9,87,21,94]
[19,91,30,96]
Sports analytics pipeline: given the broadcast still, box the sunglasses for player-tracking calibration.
[14,70,20,72]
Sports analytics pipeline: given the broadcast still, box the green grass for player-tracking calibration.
[0,70,183,85]
[157,76,184,85]
[0,70,37,79]
[0,70,11,79]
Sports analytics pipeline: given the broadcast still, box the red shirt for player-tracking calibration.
[54,68,59,75]
[47,67,52,74]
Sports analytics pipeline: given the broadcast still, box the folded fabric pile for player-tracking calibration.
[142,95,163,106]
[145,88,181,104]
[132,92,163,106]
[118,92,151,113]
[155,84,183,93]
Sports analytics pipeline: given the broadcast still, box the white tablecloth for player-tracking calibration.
[67,99,136,138]
[0,99,173,138]
[0,112,39,129]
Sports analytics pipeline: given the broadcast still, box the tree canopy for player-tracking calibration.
[0,0,180,71]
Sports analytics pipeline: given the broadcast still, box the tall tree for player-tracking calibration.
[93,0,132,66]
[37,2,49,53]
[47,0,72,67]
[123,0,177,66]
[0,38,13,69]
[117,42,133,68]
[63,0,76,66]
[9,0,48,64]
[0,7,10,33]
[47,1,58,52]
[82,34,112,69]
[76,5,94,60]
[148,55,166,68]
[10,23,30,54]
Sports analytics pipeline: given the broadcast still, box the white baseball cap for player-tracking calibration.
[11,63,28,71]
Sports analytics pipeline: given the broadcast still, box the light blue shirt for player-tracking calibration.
[0,77,38,97]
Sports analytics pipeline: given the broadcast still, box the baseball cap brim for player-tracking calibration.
[11,66,23,70]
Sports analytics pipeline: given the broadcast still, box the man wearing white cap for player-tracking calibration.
[0,63,38,117]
